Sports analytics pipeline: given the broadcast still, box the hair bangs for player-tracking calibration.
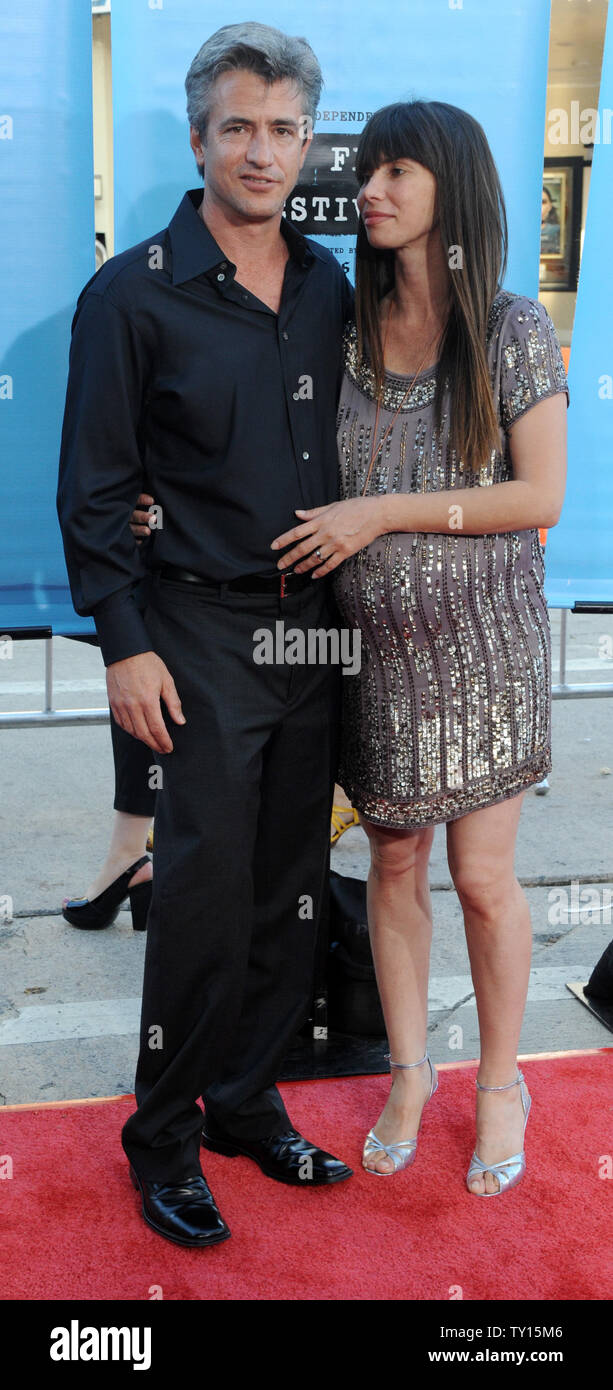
[355,104,431,184]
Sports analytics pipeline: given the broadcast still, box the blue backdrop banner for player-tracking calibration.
[0,0,95,638]
[543,0,613,607]
[111,0,551,296]
[3,1,608,640]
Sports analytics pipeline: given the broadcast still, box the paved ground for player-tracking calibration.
[0,609,612,1105]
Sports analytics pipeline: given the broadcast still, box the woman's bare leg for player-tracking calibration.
[360,817,435,1173]
[446,792,532,1194]
[79,811,153,903]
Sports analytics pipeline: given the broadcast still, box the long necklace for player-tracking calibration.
[361,300,443,498]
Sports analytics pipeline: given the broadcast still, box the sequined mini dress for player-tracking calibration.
[332,290,570,828]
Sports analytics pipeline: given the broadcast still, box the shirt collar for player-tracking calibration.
[167,188,320,285]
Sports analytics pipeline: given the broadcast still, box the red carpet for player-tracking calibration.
[2,1050,611,1301]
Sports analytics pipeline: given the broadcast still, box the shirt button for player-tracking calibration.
[217,272,225,281]
[303,451,310,460]
[282,331,289,340]
[293,392,299,400]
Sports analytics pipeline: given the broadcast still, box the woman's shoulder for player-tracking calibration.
[341,319,366,385]
[341,319,384,406]
[344,295,550,362]
[488,290,568,428]
[486,290,553,348]
[342,318,358,349]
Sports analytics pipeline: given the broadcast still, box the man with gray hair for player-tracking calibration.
[57,22,355,1246]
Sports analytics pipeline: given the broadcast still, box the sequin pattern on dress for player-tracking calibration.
[332,291,569,828]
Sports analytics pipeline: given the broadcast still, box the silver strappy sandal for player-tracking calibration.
[466,1069,532,1196]
[362,1051,438,1176]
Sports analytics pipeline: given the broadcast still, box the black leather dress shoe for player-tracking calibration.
[129,1167,231,1247]
[201,1126,353,1186]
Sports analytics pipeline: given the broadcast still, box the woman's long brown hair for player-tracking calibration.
[354,101,508,473]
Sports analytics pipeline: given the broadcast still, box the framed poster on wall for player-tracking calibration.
[539,155,584,291]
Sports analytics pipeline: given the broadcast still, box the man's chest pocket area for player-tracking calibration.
[146,337,262,456]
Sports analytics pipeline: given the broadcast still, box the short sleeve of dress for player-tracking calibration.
[497,296,570,432]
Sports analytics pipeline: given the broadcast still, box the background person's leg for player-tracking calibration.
[62,640,154,905]
[110,703,158,818]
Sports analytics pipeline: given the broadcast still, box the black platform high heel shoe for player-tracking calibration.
[62,854,152,931]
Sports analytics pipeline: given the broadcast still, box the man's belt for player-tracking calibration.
[158,563,314,595]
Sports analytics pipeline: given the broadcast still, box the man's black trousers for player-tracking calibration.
[121,570,341,1182]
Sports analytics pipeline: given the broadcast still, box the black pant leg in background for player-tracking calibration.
[120,574,341,1181]
[67,576,157,821]
[109,707,157,818]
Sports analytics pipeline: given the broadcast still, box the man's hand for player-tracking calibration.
[130,493,156,542]
[106,651,186,753]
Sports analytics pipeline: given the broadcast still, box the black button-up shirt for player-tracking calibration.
[57,188,354,666]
